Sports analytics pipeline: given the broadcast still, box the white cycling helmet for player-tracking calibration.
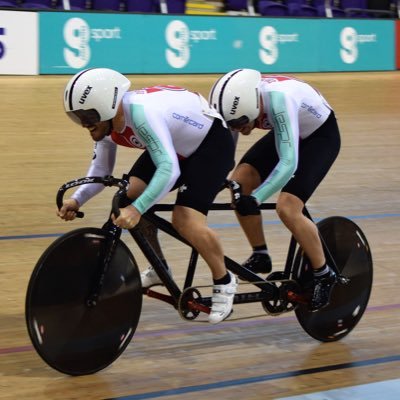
[209,68,262,129]
[64,68,131,126]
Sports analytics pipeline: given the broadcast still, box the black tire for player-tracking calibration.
[25,227,142,375]
[293,217,373,342]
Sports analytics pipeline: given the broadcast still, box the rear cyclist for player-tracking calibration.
[58,68,237,324]
[209,69,341,311]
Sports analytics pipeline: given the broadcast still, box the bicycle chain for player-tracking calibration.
[177,278,303,320]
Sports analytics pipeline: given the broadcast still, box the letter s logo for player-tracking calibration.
[0,27,5,59]
[165,20,190,69]
[340,27,358,64]
[259,26,278,65]
[63,18,91,69]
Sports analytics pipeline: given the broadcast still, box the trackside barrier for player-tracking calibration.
[0,10,396,75]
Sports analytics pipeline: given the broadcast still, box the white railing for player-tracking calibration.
[324,0,333,18]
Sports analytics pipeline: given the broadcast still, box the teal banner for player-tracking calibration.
[39,12,395,74]
[319,19,395,71]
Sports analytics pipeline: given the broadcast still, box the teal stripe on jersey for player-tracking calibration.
[130,104,175,214]
[253,91,297,203]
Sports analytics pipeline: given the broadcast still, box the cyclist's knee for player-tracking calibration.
[231,163,260,194]
[276,193,304,224]
[172,205,208,238]
[171,212,191,236]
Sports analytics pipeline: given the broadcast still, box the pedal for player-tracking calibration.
[266,271,288,281]
[338,275,350,285]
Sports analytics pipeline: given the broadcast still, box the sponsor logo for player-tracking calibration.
[128,135,144,148]
[64,177,96,189]
[259,26,299,65]
[172,113,204,129]
[79,85,93,104]
[301,102,322,118]
[134,122,162,155]
[340,27,377,64]
[178,184,188,193]
[230,96,240,115]
[165,20,217,69]
[112,87,118,109]
[64,18,122,69]
[0,27,5,59]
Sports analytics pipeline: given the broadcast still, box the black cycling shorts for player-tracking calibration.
[239,111,341,203]
[127,118,235,215]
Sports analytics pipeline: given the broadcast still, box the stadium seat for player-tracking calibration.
[56,0,87,10]
[287,0,318,16]
[91,0,121,11]
[164,0,185,13]
[341,0,369,17]
[258,0,290,16]
[315,0,346,17]
[0,0,19,8]
[19,0,53,9]
[224,0,257,15]
[125,0,157,12]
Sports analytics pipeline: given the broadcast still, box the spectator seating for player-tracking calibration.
[19,0,53,8]
[317,0,346,17]
[224,0,257,15]
[125,0,157,12]
[287,0,318,16]
[0,0,398,18]
[340,0,397,18]
[165,0,186,13]
[57,0,87,10]
[91,0,121,11]
[340,0,370,17]
[0,0,19,7]
[185,0,225,15]
[258,1,290,16]
[125,0,185,14]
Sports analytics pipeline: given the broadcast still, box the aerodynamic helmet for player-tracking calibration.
[63,68,131,126]
[209,68,262,129]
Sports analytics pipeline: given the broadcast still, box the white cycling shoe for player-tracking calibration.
[209,271,238,324]
[141,266,171,288]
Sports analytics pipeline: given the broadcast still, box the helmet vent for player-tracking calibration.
[112,87,118,109]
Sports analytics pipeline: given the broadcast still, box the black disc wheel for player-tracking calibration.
[25,227,142,375]
[293,217,373,342]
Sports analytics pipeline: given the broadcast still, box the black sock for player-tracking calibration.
[313,264,329,278]
[252,245,268,256]
[213,273,231,285]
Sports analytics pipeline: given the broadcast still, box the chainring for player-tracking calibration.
[178,287,203,321]
[261,279,300,316]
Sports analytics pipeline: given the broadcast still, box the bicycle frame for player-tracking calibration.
[25,176,373,376]
[131,202,316,313]
[57,175,338,316]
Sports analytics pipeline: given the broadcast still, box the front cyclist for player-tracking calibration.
[209,69,341,311]
[58,68,237,324]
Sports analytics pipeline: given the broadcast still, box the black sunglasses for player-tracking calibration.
[227,115,250,130]
[66,109,101,126]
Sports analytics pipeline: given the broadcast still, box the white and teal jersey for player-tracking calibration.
[252,75,333,203]
[72,86,224,213]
